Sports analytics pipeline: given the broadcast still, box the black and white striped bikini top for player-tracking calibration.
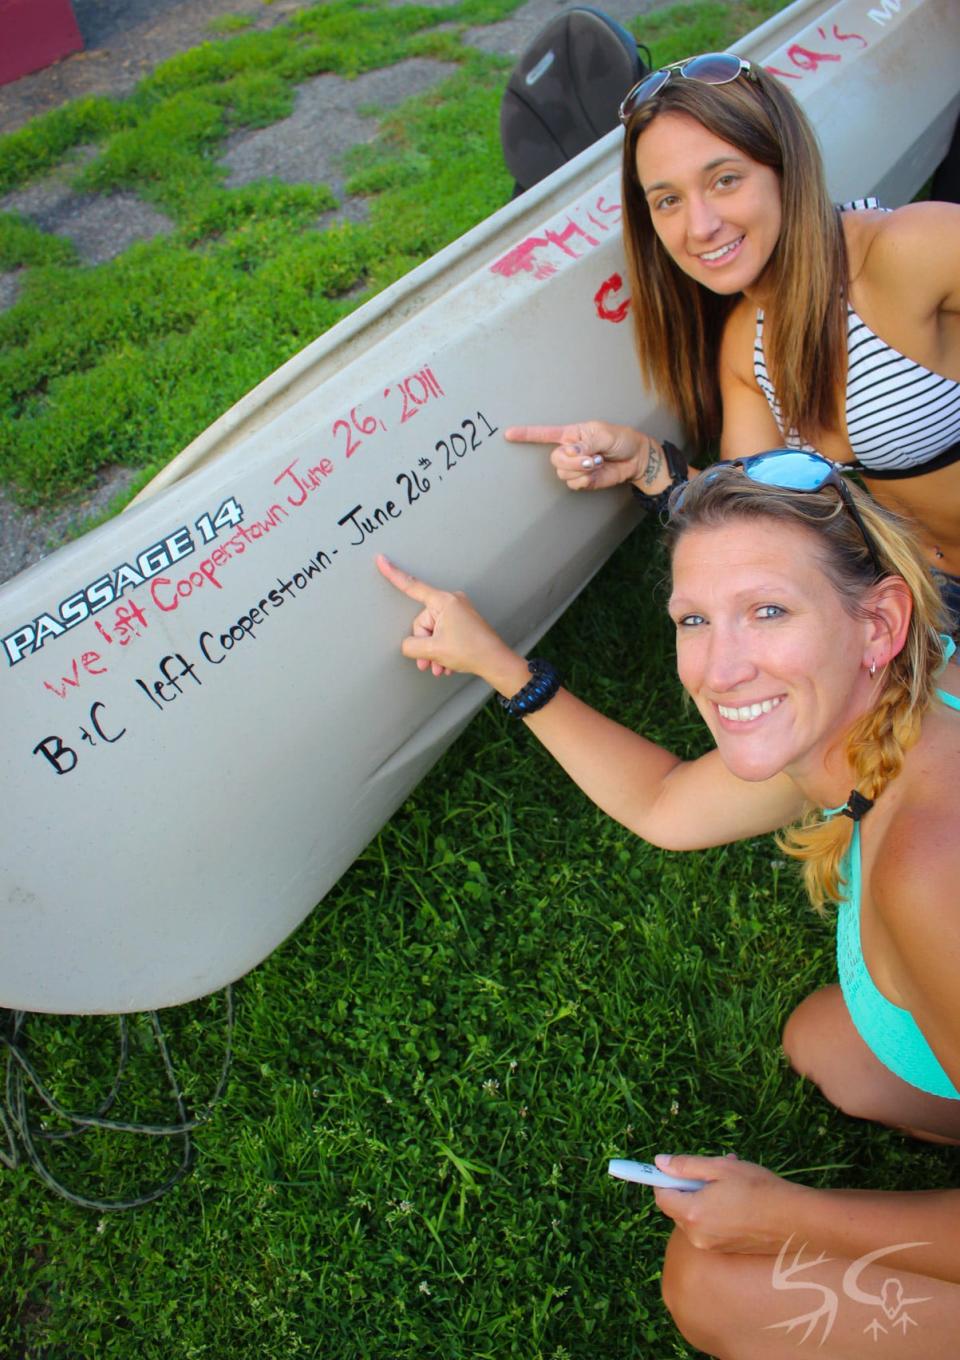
[753,200,960,480]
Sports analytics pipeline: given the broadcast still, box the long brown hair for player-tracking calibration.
[621,66,846,452]
[665,466,948,908]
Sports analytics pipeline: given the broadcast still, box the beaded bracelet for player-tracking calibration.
[629,440,689,517]
[498,658,561,719]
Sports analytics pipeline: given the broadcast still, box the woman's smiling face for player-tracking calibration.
[634,110,782,298]
[668,518,876,786]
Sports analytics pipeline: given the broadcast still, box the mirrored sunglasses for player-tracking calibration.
[619,51,754,125]
[674,450,884,576]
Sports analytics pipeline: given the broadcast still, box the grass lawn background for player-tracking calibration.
[2,2,957,1356]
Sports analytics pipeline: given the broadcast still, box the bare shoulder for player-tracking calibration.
[851,202,960,308]
[718,296,758,382]
[869,743,960,1071]
[873,801,957,904]
[717,298,783,458]
[871,735,960,927]
[869,815,958,1042]
[840,202,889,274]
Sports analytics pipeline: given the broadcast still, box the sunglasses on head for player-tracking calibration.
[619,51,755,125]
[675,450,885,576]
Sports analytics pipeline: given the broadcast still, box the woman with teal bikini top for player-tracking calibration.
[379,449,960,1356]
[834,645,960,1104]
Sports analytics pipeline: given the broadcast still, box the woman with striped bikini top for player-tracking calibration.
[509,67,960,622]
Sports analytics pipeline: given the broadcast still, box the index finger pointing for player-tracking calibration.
[504,424,578,447]
[375,553,439,605]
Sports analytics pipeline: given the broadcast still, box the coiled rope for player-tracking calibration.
[0,985,233,1211]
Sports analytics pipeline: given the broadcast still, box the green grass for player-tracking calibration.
[0,1,515,509]
[631,0,791,61]
[6,1,954,1357]
[207,13,258,36]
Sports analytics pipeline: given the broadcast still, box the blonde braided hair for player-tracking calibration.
[666,468,948,909]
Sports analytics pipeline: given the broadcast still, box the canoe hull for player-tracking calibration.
[2,0,957,1012]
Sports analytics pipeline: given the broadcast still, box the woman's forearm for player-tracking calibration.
[479,677,683,841]
[782,1185,960,1284]
[628,438,697,498]
[377,557,797,850]
[481,675,800,850]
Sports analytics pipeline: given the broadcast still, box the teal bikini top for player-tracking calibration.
[835,640,960,1101]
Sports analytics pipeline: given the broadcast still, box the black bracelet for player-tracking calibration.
[498,658,561,718]
[629,440,688,517]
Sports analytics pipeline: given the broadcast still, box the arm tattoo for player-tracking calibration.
[643,443,662,487]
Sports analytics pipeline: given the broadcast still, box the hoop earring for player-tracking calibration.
[869,659,877,677]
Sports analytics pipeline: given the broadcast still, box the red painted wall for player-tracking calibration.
[0,0,84,87]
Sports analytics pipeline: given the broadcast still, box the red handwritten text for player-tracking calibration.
[274,458,335,507]
[490,195,622,282]
[765,24,867,80]
[330,366,445,463]
[42,651,107,699]
[594,273,631,324]
[41,599,151,697]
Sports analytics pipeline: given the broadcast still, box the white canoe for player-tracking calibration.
[1,0,957,1013]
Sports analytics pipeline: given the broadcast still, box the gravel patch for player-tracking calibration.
[0,468,139,586]
[0,179,174,266]
[0,271,22,311]
[221,58,459,204]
